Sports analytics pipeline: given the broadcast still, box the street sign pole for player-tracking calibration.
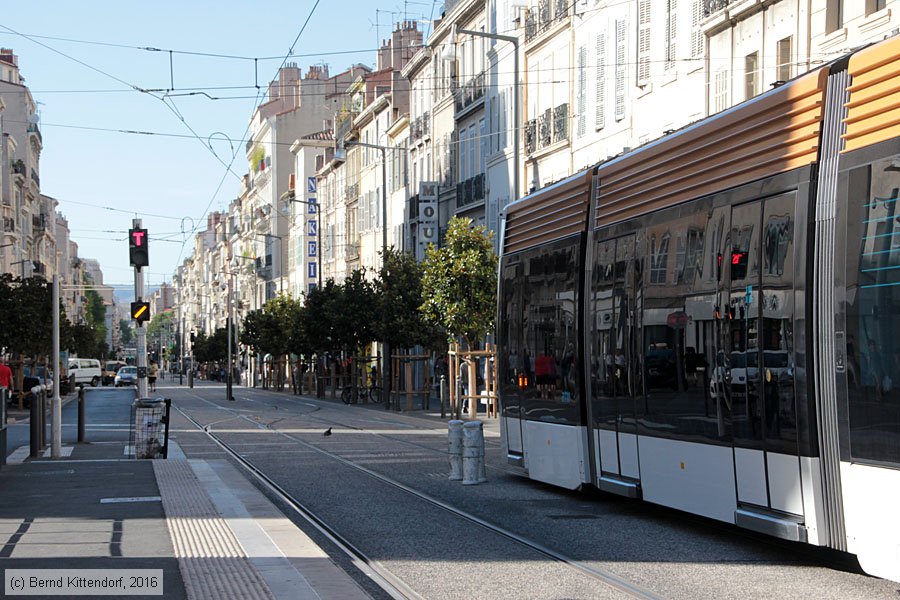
[132,219,149,398]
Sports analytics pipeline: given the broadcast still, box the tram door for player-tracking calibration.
[724,194,802,516]
[590,235,641,488]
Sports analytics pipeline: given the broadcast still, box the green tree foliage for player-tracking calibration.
[119,318,134,346]
[0,274,72,359]
[301,279,343,355]
[421,216,498,349]
[376,248,444,351]
[147,309,174,352]
[193,328,234,363]
[335,269,379,353]
[84,289,108,346]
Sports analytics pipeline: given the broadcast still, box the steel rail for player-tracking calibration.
[175,405,424,600]
[176,396,664,600]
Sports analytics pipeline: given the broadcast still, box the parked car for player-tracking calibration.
[69,358,102,387]
[115,366,138,387]
[103,361,127,386]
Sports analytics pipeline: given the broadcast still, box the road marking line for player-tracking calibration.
[100,496,161,504]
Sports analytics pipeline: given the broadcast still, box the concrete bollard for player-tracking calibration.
[462,420,487,485]
[448,420,464,480]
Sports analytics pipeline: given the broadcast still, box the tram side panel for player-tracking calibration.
[498,236,589,490]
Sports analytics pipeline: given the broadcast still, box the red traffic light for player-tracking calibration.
[129,228,149,268]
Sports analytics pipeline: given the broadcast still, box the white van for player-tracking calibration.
[69,358,102,387]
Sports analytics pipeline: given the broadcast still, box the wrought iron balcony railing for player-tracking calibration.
[702,0,731,17]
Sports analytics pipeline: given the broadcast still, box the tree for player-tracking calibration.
[376,248,443,351]
[84,289,108,350]
[335,269,379,355]
[420,216,498,350]
[301,279,343,356]
[119,319,134,346]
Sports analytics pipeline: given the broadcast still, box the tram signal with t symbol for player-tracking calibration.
[129,228,149,268]
[131,301,150,324]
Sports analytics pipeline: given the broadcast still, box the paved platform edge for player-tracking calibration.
[154,456,372,600]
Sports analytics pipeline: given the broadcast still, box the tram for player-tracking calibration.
[497,34,900,581]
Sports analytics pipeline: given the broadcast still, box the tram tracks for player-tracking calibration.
[175,394,666,600]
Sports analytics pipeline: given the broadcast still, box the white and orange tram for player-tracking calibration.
[497,35,900,581]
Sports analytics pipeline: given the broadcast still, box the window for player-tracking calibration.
[665,0,677,71]
[866,0,886,15]
[826,0,843,34]
[690,0,704,58]
[845,157,900,466]
[637,0,651,85]
[596,32,607,130]
[744,52,758,100]
[458,129,467,181]
[577,46,587,138]
[468,124,476,179]
[615,20,626,121]
[776,37,792,83]
[714,69,728,113]
[499,238,581,426]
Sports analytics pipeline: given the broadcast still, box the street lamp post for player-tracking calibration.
[455,27,520,203]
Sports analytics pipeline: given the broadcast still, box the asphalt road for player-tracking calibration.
[5,385,139,459]
[168,382,900,600]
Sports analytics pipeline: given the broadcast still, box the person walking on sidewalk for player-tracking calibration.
[0,356,12,392]
[148,362,158,393]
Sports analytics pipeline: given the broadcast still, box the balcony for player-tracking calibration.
[702,0,731,17]
[11,159,25,176]
[3,217,14,232]
[527,103,569,155]
[30,169,39,187]
[411,111,431,143]
[456,173,485,209]
[524,0,570,44]
[27,122,42,144]
[455,72,485,115]
[525,119,537,155]
[345,242,359,258]
[344,183,359,203]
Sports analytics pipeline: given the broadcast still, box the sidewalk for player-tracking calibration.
[0,391,372,599]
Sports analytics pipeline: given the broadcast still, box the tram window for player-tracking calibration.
[845,158,900,465]
[501,238,581,425]
[636,207,724,443]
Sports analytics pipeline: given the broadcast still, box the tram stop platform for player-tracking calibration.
[0,438,371,599]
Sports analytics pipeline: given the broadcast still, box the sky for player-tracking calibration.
[2,1,441,288]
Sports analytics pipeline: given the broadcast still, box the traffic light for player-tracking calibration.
[131,301,150,324]
[129,228,149,268]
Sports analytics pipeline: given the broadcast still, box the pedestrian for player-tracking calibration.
[0,356,12,392]
[148,362,158,393]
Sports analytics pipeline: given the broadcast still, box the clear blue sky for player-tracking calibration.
[2,1,439,287]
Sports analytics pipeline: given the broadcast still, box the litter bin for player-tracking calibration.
[129,398,171,459]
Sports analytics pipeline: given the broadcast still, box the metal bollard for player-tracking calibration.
[77,387,86,443]
[188,370,194,388]
[448,420,464,480]
[462,420,487,485]
[38,388,46,450]
[440,374,446,419]
[29,387,40,458]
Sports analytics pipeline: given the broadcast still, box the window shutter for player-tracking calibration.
[666,0,677,71]
[577,46,587,138]
[596,32,606,130]
[691,0,704,58]
[637,0,651,85]
[615,20,626,121]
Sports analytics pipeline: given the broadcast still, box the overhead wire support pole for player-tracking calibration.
[456,27,520,203]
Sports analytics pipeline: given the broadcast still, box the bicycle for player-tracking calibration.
[341,383,383,404]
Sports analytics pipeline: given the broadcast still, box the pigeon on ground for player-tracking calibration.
[323,427,332,437]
